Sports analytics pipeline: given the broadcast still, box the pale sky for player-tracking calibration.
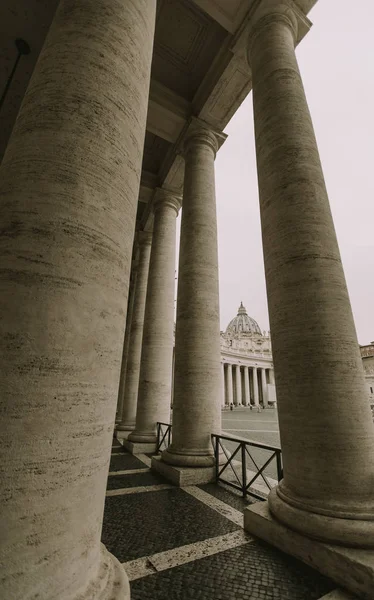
[177,0,374,345]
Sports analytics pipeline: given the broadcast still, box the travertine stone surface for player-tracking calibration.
[162,125,224,467]
[244,502,374,599]
[248,4,374,545]
[244,367,250,406]
[129,190,180,444]
[261,368,268,407]
[118,232,152,431]
[235,364,242,405]
[252,367,259,406]
[0,0,155,598]
[116,259,138,424]
[226,364,233,405]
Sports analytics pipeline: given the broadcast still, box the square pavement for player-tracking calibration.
[102,440,339,600]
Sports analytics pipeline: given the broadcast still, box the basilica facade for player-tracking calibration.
[220,303,276,407]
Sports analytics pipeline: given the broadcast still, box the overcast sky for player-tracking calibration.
[177,0,374,345]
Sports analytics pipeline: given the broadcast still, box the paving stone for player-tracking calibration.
[102,488,240,562]
[130,540,335,600]
[109,453,147,472]
[106,471,167,490]
[198,482,255,514]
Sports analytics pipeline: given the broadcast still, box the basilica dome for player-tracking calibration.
[226,302,262,336]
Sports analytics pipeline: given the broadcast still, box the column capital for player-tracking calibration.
[153,187,181,215]
[247,2,298,60]
[180,117,226,159]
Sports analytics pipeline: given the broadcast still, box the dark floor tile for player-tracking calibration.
[102,488,240,562]
[131,540,335,600]
[107,471,166,490]
[109,453,147,472]
[198,482,256,513]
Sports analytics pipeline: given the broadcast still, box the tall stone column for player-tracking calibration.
[128,190,180,449]
[160,123,225,469]
[235,365,242,405]
[261,368,268,408]
[246,3,374,546]
[269,368,275,385]
[252,367,259,406]
[116,258,138,424]
[226,364,233,405]
[117,232,152,434]
[244,366,250,406]
[0,0,155,598]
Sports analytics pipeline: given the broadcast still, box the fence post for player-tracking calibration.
[276,450,283,481]
[241,442,247,497]
[156,423,160,453]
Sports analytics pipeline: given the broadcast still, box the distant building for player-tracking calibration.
[220,303,276,408]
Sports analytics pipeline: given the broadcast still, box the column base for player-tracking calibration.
[244,501,374,600]
[269,486,374,548]
[78,544,130,599]
[122,439,157,454]
[161,446,215,468]
[151,455,215,486]
[116,430,132,441]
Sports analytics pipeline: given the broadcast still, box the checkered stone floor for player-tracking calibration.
[102,439,337,600]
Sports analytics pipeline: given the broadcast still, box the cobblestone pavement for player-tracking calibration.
[222,407,280,479]
[102,438,337,600]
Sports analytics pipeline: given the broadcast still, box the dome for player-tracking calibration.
[225,302,262,336]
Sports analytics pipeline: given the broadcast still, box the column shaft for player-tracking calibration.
[244,367,250,406]
[117,232,152,431]
[162,126,224,467]
[226,364,233,405]
[221,363,226,407]
[129,192,180,443]
[252,367,259,406]
[235,365,242,405]
[0,0,156,597]
[249,5,374,545]
[261,368,268,407]
[116,262,138,423]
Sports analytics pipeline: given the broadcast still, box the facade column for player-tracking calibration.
[252,367,259,406]
[269,368,275,385]
[226,364,233,405]
[243,366,250,406]
[0,0,156,598]
[221,363,226,407]
[128,190,180,448]
[235,365,242,405]
[261,368,268,408]
[160,122,225,468]
[117,232,152,433]
[246,4,374,546]
[116,256,138,424]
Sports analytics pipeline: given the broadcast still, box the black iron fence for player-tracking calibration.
[211,433,283,501]
[156,422,172,453]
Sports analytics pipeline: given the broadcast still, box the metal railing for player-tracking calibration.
[211,433,283,501]
[156,422,172,453]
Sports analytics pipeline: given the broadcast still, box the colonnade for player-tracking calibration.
[1,1,374,598]
[222,364,272,407]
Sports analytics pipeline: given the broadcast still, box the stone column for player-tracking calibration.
[0,0,155,598]
[269,368,275,385]
[117,232,152,434]
[226,364,233,405]
[244,366,250,406]
[247,3,374,546]
[221,363,226,407]
[252,367,259,406]
[116,258,138,424]
[161,123,225,468]
[235,365,242,405]
[128,190,180,448]
[261,368,268,408]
